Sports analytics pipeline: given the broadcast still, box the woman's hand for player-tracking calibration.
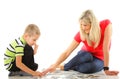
[42,64,57,75]
[104,70,119,75]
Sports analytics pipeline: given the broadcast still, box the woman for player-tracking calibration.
[43,9,119,75]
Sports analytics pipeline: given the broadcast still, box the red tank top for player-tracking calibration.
[74,19,111,60]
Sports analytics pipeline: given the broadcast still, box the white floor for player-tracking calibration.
[8,70,119,79]
[8,76,119,79]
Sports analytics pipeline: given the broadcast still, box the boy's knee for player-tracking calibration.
[32,63,38,71]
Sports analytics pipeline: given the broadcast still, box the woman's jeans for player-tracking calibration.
[64,50,104,74]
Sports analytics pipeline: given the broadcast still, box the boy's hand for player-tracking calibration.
[33,43,39,55]
[32,71,43,77]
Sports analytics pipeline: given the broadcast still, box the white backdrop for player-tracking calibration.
[0,0,120,78]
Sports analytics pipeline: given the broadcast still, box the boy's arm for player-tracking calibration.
[16,55,41,76]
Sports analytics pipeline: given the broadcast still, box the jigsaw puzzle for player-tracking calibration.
[9,70,119,79]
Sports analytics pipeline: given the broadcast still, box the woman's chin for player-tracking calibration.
[85,31,89,34]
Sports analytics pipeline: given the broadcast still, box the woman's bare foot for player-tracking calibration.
[57,64,64,70]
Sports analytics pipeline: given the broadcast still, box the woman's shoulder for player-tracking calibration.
[100,19,111,28]
[100,19,111,25]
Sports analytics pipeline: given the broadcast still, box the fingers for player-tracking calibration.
[112,71,119,75]
[34,44,38,48]
[42,70,49,76]
[105,70,119,76]
[109,71,119,75]
[41,68,56,76]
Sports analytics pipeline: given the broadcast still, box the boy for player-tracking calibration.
[4,24,42,76]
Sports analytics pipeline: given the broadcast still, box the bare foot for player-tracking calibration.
[57,64,64,70]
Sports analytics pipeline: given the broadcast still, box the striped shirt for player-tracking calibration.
[4,36,26,70]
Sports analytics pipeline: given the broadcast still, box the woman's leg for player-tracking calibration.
[64,50,93,71]
[73,57,104,73]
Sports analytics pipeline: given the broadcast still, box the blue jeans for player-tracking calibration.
[64,50,104,74]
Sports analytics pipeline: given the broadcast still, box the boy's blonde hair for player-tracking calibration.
[79,10,101,48]
[24,24,40,36]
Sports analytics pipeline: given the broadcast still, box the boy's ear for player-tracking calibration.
[24,33,29,38]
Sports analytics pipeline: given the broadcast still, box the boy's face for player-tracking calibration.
[26,34,40,46]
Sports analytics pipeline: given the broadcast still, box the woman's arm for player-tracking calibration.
[53,40,80,67]
[43,39,79,73]
[103,23,119,75]
[103,23,112,68]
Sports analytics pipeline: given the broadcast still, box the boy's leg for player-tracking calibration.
[9,70,32,76]
[19,71,32,76]
[8,71,20,76]
[64,50,93,71]
[8,60,21,76]
[8,58,32,76]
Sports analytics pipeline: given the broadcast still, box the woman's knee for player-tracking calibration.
[77,50,93,62]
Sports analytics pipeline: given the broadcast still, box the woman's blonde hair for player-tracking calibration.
[24,24,40,36]
[79,9,101,48]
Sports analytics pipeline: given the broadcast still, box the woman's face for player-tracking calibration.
[80,20,91,34]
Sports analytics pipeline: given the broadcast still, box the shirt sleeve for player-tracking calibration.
[15,46,24,56]
[74,32,81,43]
[100,19,111,29]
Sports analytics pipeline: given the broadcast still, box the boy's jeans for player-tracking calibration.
[64,50,104,74]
